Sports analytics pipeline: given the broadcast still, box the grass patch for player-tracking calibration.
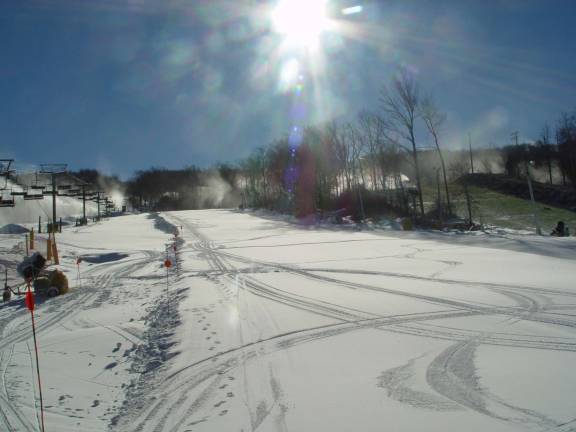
[422,184,576,233]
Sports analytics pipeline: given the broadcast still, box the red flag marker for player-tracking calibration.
[25,290,35,311]
[164,259,172,297]
[26,284,45,432]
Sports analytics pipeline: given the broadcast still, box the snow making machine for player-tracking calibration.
[17,253,69,298]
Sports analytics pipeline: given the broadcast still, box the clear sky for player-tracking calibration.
[1,0,575,178]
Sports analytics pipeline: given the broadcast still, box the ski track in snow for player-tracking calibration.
[3,211,576,431]
[107,212,576,432]
[0,236,163,431]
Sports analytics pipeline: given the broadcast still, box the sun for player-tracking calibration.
[271,0,330,50]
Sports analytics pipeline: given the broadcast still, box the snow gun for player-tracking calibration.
[17,252,69,298]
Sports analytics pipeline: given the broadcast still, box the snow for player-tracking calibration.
[0,224,29,235]
[1,209,575,431]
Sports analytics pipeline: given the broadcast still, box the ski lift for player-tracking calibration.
[0,194,15,207]
[42,189,55,196]
[23,192,44,200]
[30,172,46,190]
[58,184,72,190]
[11,190,26,196]
[69,188,81,194]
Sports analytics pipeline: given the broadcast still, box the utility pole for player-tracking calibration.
[96,192,102,221]
[525,161,543,235]
[468,133,474,174]
[82,185,87,224]
[40,164,67,233]
[511,131,541,235]
[511,130,520,146]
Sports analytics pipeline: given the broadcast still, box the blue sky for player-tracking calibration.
[1,0,575,178]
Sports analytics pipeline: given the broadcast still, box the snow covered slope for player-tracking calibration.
[1,210,575,432]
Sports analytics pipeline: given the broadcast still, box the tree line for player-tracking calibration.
[115,69,575,224]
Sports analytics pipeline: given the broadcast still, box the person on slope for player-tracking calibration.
[551,221,570,237]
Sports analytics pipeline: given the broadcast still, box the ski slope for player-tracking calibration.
[1,209,576,431]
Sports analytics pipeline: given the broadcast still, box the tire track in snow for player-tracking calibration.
[213,249,576,333]
[0,270,116,430]
[122,309,478,432]
[377,356,462,412]
[426,339,558,429]
[140,213,576,432]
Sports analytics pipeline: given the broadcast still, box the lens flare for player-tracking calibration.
[279,58,301,91]
[272,0,329,50]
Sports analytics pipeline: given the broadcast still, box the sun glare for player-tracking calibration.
[272,0,329,50]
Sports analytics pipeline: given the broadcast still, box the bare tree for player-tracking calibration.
[327,121,352,194]
[346,122,366,220]
[357,110,386,191]
[420,96,452,215]
[380,69,425,217]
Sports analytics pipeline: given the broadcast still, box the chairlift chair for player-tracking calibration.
[11,190,26,196]
[23,193,44,200]
[58,184,72,190]
[31,172,46,190]
[0,193,15,207]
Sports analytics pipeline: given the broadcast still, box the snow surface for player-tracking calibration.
[1,209,575,431]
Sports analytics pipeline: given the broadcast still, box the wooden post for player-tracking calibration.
[46,234,53,261]
[52,234,59,265]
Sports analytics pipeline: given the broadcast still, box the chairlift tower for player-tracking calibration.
[0,159,15,188]
[39,164,67,232]
[64,172,91,225]
[0,159,14,176]
[0,160,16,207]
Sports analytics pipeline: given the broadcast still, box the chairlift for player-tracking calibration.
[31,172,46,190]
[23,193,44,201]
[58,184,72,190]
[69,188,81,194]
[42,190,55,196]
[11,190,26,196]
[0,195,15,207]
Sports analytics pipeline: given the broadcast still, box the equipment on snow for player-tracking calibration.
[17,252,69,298]
[2,269,11,302]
